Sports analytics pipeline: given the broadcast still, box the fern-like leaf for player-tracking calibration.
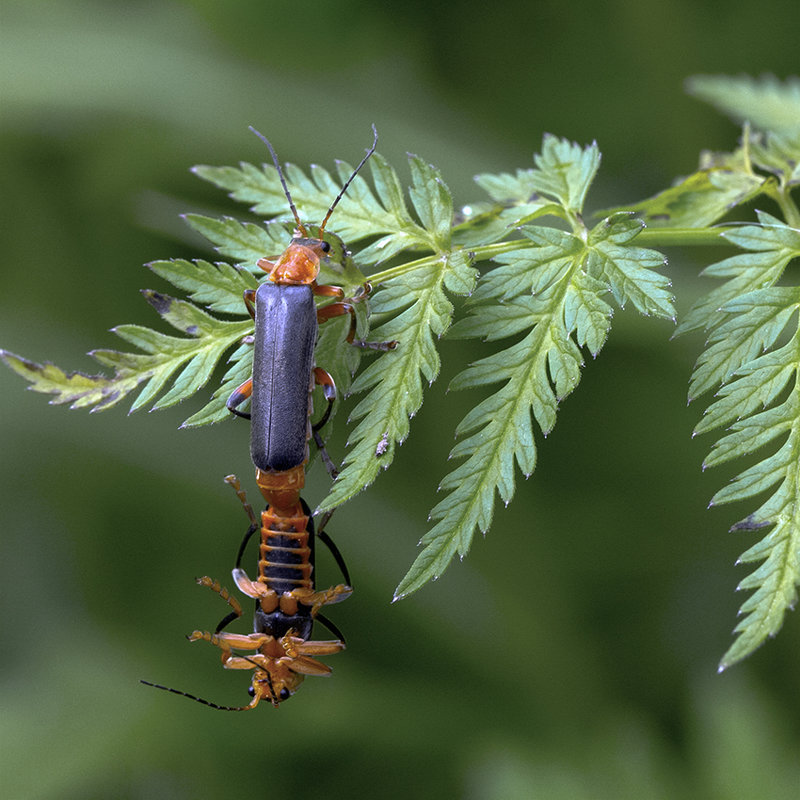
[685,211,800,666]
[677,211,800,339]
[1,151,411,425]
[699,311,800,669]
[193,153,436,265]
[1,289,252,416]
[319,257,478,511]
[394,140,673,597]
[749,129,800,187]
[604,155,768,228]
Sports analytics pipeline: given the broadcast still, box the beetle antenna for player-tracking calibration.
[318,124,378,235]
[248,126,307,237]
[263,668,279,707]
[140,679,253,711]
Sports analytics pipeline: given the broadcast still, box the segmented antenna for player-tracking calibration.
[140,679,254,712]
[318,124,378,234]
[263,668,280,707]
[248,124,379,238]
[248,126,307,237]
[141,654,280,710]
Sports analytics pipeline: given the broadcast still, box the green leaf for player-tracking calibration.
[695,343,796,434]
[182,341,253,427]
[3,141,471,462]
[720,501,800,670]
[688,286,800,400]
[749,129,800,185]
[1,291,252,418]
[182,213,287,269]
[193,153,437,265]
[368,152,415,222]
[710,425,794,502]
[474,168,540,204]
[564,271,614,356]
[457,155,565,247]
[471,227,582,302]
[395,207,670,597]
[585,213,674,318]
[606,155,766,228]
[677,212,800,337]
[317,256,463,513]
[451,200,560,248]
[689,234,800,667]
[528,135,601,213]
[147,258,259,314]
[1,130,692,611]
[395,316,567,599]
[0,349,135,412]
[686,74,800,134]
[448,293,548,342]
[407,154,453,250]
[715,380,800,670]
[191,161,295,218]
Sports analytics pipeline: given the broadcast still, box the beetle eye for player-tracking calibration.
[320,241,331,253]
[279,688,291,701]
[248,686,256,697]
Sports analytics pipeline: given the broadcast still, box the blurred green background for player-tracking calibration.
[2,1,799,798]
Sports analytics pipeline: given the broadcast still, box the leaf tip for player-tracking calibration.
[141,288,173,316]
[730,514,770,532]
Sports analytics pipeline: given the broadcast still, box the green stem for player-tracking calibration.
[636,227,737,247]
[367,240,529,285]
[367,225,740,285]
[766,183,800,229]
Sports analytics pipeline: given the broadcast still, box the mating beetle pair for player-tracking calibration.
[144,127,396,709]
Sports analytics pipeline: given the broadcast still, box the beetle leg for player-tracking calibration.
[312,367,337,429]
[188,630,269,669]
[226,378,252,419]
[314,283,398,350]
[232,567,277,605]
[226,290,258,418]
[286,656,333,676]
[309,367,341,478]
[296,641,346,657]
[243,289,257,319]
[194,576,244,634]
[292,583,352,614]
[315,520,351,586]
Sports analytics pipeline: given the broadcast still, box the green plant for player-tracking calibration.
[3,74,799,669]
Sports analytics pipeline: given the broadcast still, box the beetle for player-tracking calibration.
[142,129,393,710]
[226,126,397,497]
[142,476,351,710]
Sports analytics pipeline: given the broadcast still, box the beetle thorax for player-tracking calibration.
[264,243,322,285]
